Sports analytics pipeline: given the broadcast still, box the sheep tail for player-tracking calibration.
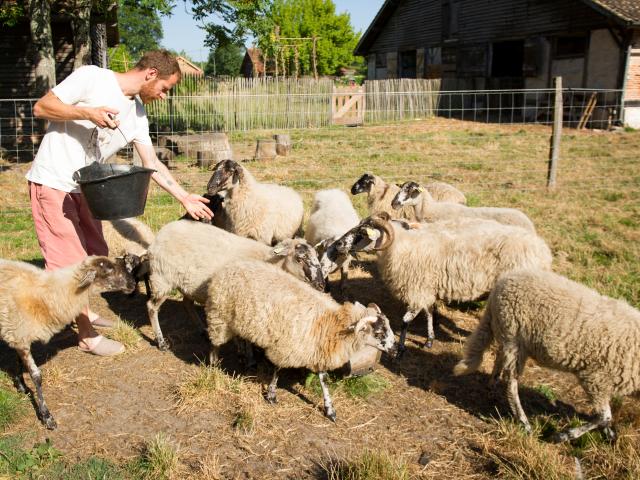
[454,306,494,376]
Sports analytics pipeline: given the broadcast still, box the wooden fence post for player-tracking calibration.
[547,76,563,189]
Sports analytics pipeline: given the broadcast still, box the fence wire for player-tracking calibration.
[0,85,636,262]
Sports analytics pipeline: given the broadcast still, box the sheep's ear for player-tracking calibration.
[347,315,377,334]
[272,241,291,256]
[364,227,381,241]
[77,269,97,289]
[367,303,382,314]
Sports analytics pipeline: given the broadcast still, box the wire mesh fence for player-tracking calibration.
[0,82,635,264]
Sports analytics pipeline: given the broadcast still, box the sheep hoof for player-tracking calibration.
[157,340,170,352]
[395,345,407,360]
[603,427,617,442]
[43,414,57,430]
[422,338,434,349]
[265,392,277,404]
[325,409,337,422]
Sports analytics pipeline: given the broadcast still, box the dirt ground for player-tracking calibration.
[0,258,592,479]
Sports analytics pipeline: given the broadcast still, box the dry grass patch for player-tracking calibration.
[319,449,409,480]
[133,433,182,480]
[173,362,245,414]
[105,317,142,351]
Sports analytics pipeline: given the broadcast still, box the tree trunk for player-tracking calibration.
[72,1,92,70]
[91,22,107,68]
[30,0,56,96]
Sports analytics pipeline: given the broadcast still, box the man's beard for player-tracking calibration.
[139,80,158,104]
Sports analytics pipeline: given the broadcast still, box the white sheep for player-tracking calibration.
[392,181,536,232]
[454,268,640,442]
[332,213,552,354]
[305,189,360,296]
[102,217,155,295]
[146,220,324,351]
[205,259,396,421]
[0,256,135,429]
[206,159,303,245]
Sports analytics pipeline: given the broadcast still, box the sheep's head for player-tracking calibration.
[334,213,394,253]
[76,256,136,294]
[347,302,396,356]
[316,237,345,277]
[207,159,243,195]
[391,181,424,209]
[270,238,325,291]
[350,173,377,195]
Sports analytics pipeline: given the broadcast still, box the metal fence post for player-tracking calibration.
[547,76,563,188]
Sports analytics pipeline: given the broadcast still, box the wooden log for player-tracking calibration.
[273,134,291,156]
[254,139,277,161]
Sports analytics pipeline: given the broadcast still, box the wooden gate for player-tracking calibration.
[332,86,365,125]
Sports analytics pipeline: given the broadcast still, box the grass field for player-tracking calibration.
[0,118,639,478]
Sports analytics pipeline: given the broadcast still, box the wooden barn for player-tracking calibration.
[240,47,266,78]
[355,0,640,126]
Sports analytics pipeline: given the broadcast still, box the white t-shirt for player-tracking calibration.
[26,66,153,193]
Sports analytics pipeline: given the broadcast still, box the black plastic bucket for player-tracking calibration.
[72,163,156,220]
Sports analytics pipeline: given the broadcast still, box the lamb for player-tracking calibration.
[332,213,552,354]
[305,189,360,295]
[206,159,304,245]
[102,217,155,295]
[205,259,396,421]
[146,220,325,351]
[351,173,467,220]
[454,268,640,442]
[392,181,536,232]
[0,256,135,429]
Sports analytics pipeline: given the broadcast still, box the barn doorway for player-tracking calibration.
[491,40,524,77]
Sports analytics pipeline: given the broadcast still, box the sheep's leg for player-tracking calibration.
[207,318,234,366]
[12,352,27,394]
[147,294,169,351]
[553,399,614,443]
[233,339,257,371]
[182,298,207,331]
[489,345,505,387]
[17,348,56,430]
[338,257,350,300]
[506,374,531,435]
[318,372,336,422]
[396,309,420,358]
[265,367,279,404]
[422,306,435,349]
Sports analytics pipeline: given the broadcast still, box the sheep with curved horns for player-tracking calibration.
[0,256,135,429]
[332,213,552,354]
[455,268,640,442]
[207,159,304,245]
[351,173,466,220]
[205,259,396,421]
[305,189,360,296]
[392,181,535,232]
[146,220,324,351]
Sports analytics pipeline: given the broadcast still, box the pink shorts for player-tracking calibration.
[29,182,108,271]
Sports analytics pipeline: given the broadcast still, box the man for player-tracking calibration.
[27,50,213,356]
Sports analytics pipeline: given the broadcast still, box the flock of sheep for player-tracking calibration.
[1,160,639,445]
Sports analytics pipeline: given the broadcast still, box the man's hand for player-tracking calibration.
[181,193,213,221]
[84,107,120,129]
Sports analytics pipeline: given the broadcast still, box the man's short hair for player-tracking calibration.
[134,50,181,80]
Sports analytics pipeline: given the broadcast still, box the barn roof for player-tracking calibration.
[354,0,640,56]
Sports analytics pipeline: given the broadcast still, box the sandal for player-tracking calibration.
[90,317,116,328]
[78,336,125,356]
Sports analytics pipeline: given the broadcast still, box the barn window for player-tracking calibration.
[399,50,417,78]
[554,35,588,58]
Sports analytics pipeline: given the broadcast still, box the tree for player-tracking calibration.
[117,0,164,56]
[204,43,244,76]
[255,0,360,77]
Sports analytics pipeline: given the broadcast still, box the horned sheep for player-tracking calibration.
[305,189,360,295]
[392,181,536,232]
[0,256,135,429]
[146,220,324,351]
[455,268,640,442]
[207,159,304,245]
[205,259,396,421]
[332,214,552,353]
